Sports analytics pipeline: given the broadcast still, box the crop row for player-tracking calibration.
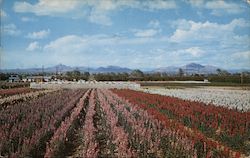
[45,89,91,157]
[0,82,29,89]
[143,87,250,111]
[0,88,247,157]
[0,87,36,98]
[0,89,87,157]
[101,89,196,157]
[112,89,249,156]
[0,89,56,110]
[67,89,196,157]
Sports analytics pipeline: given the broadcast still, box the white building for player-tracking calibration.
[8,75,20,82]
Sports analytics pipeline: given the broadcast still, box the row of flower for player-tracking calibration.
[0,87,37,98]
[0,82,29,89]
[65,89,199,157]
[28,89,203,157]
[142,87,250,111]
[0,88,247,157]
[0,89,87,157]
[45,89,91,157]
[100,89,196,157]
[112,89,249,156]
[0,89,56,110]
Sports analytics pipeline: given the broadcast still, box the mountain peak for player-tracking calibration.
[106,65,120,69]
[184,63,204,69]
[54,64,71,68]
[96,65,132,73]
[153,63,220,74]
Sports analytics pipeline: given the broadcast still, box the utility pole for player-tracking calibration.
[56,66,58,75]
[41,65,44,82]
[42,65,44,75]
[241,72,244,84]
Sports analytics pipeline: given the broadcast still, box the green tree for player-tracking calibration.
[217,69,230,76]
[66,70,81,80]
[131,69,144,77]
[82,72,90,80]
[129,69,144,81]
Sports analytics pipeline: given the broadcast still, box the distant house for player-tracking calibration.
[43,76,52,82]
[26,76,52,83]
[8,75,20,82]
[204,79,209,83]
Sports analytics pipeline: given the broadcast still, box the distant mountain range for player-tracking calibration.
[1,64,132,74]
[1,63,249,74]
[154,63,220,74]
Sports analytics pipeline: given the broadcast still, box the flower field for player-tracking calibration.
[0,89,56,110]
[0,88,249,157]
[0,87,36,98]
[143,87,250,111]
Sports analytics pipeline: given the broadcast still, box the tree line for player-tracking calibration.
[1,69,250,84]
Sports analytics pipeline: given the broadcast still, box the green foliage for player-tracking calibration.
[0,73,9,80]
[94,72,129,81]
[130,69,144,79]
[1,69,250,84]
[64,70,90,81]
[0,81,29,89]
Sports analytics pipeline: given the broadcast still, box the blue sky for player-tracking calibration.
[1,0,250,70]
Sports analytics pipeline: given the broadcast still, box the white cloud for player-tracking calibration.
[186,0,204,7]
[88,9,112,26]
[133,29,159,37]
[26,41,41,51]
[206,1,243,15]
[141,0,176,10]
[21,17,36,22]
[187,0,244,15]
[171,19,192,30]
[148,20,160,28]
[232,50,250,59]
[229,18,250,28]
[13,0,111,25]
[169,47,206,59]
[42,34,168,58]
[185,47,205,57]
[33,34,167,69]
[43,35,118,66]
[1,9,7,18]
[13,0,82,16]
[229,50,250,68]
[13,0,176,25]
[42,35,154,67]
[44,35,86,54]
[27,29,50,39]
[3,24,21,36]
[170,18,250,44]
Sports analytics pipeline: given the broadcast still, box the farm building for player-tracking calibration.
[8,75,20,82]
[26,76,52,82]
